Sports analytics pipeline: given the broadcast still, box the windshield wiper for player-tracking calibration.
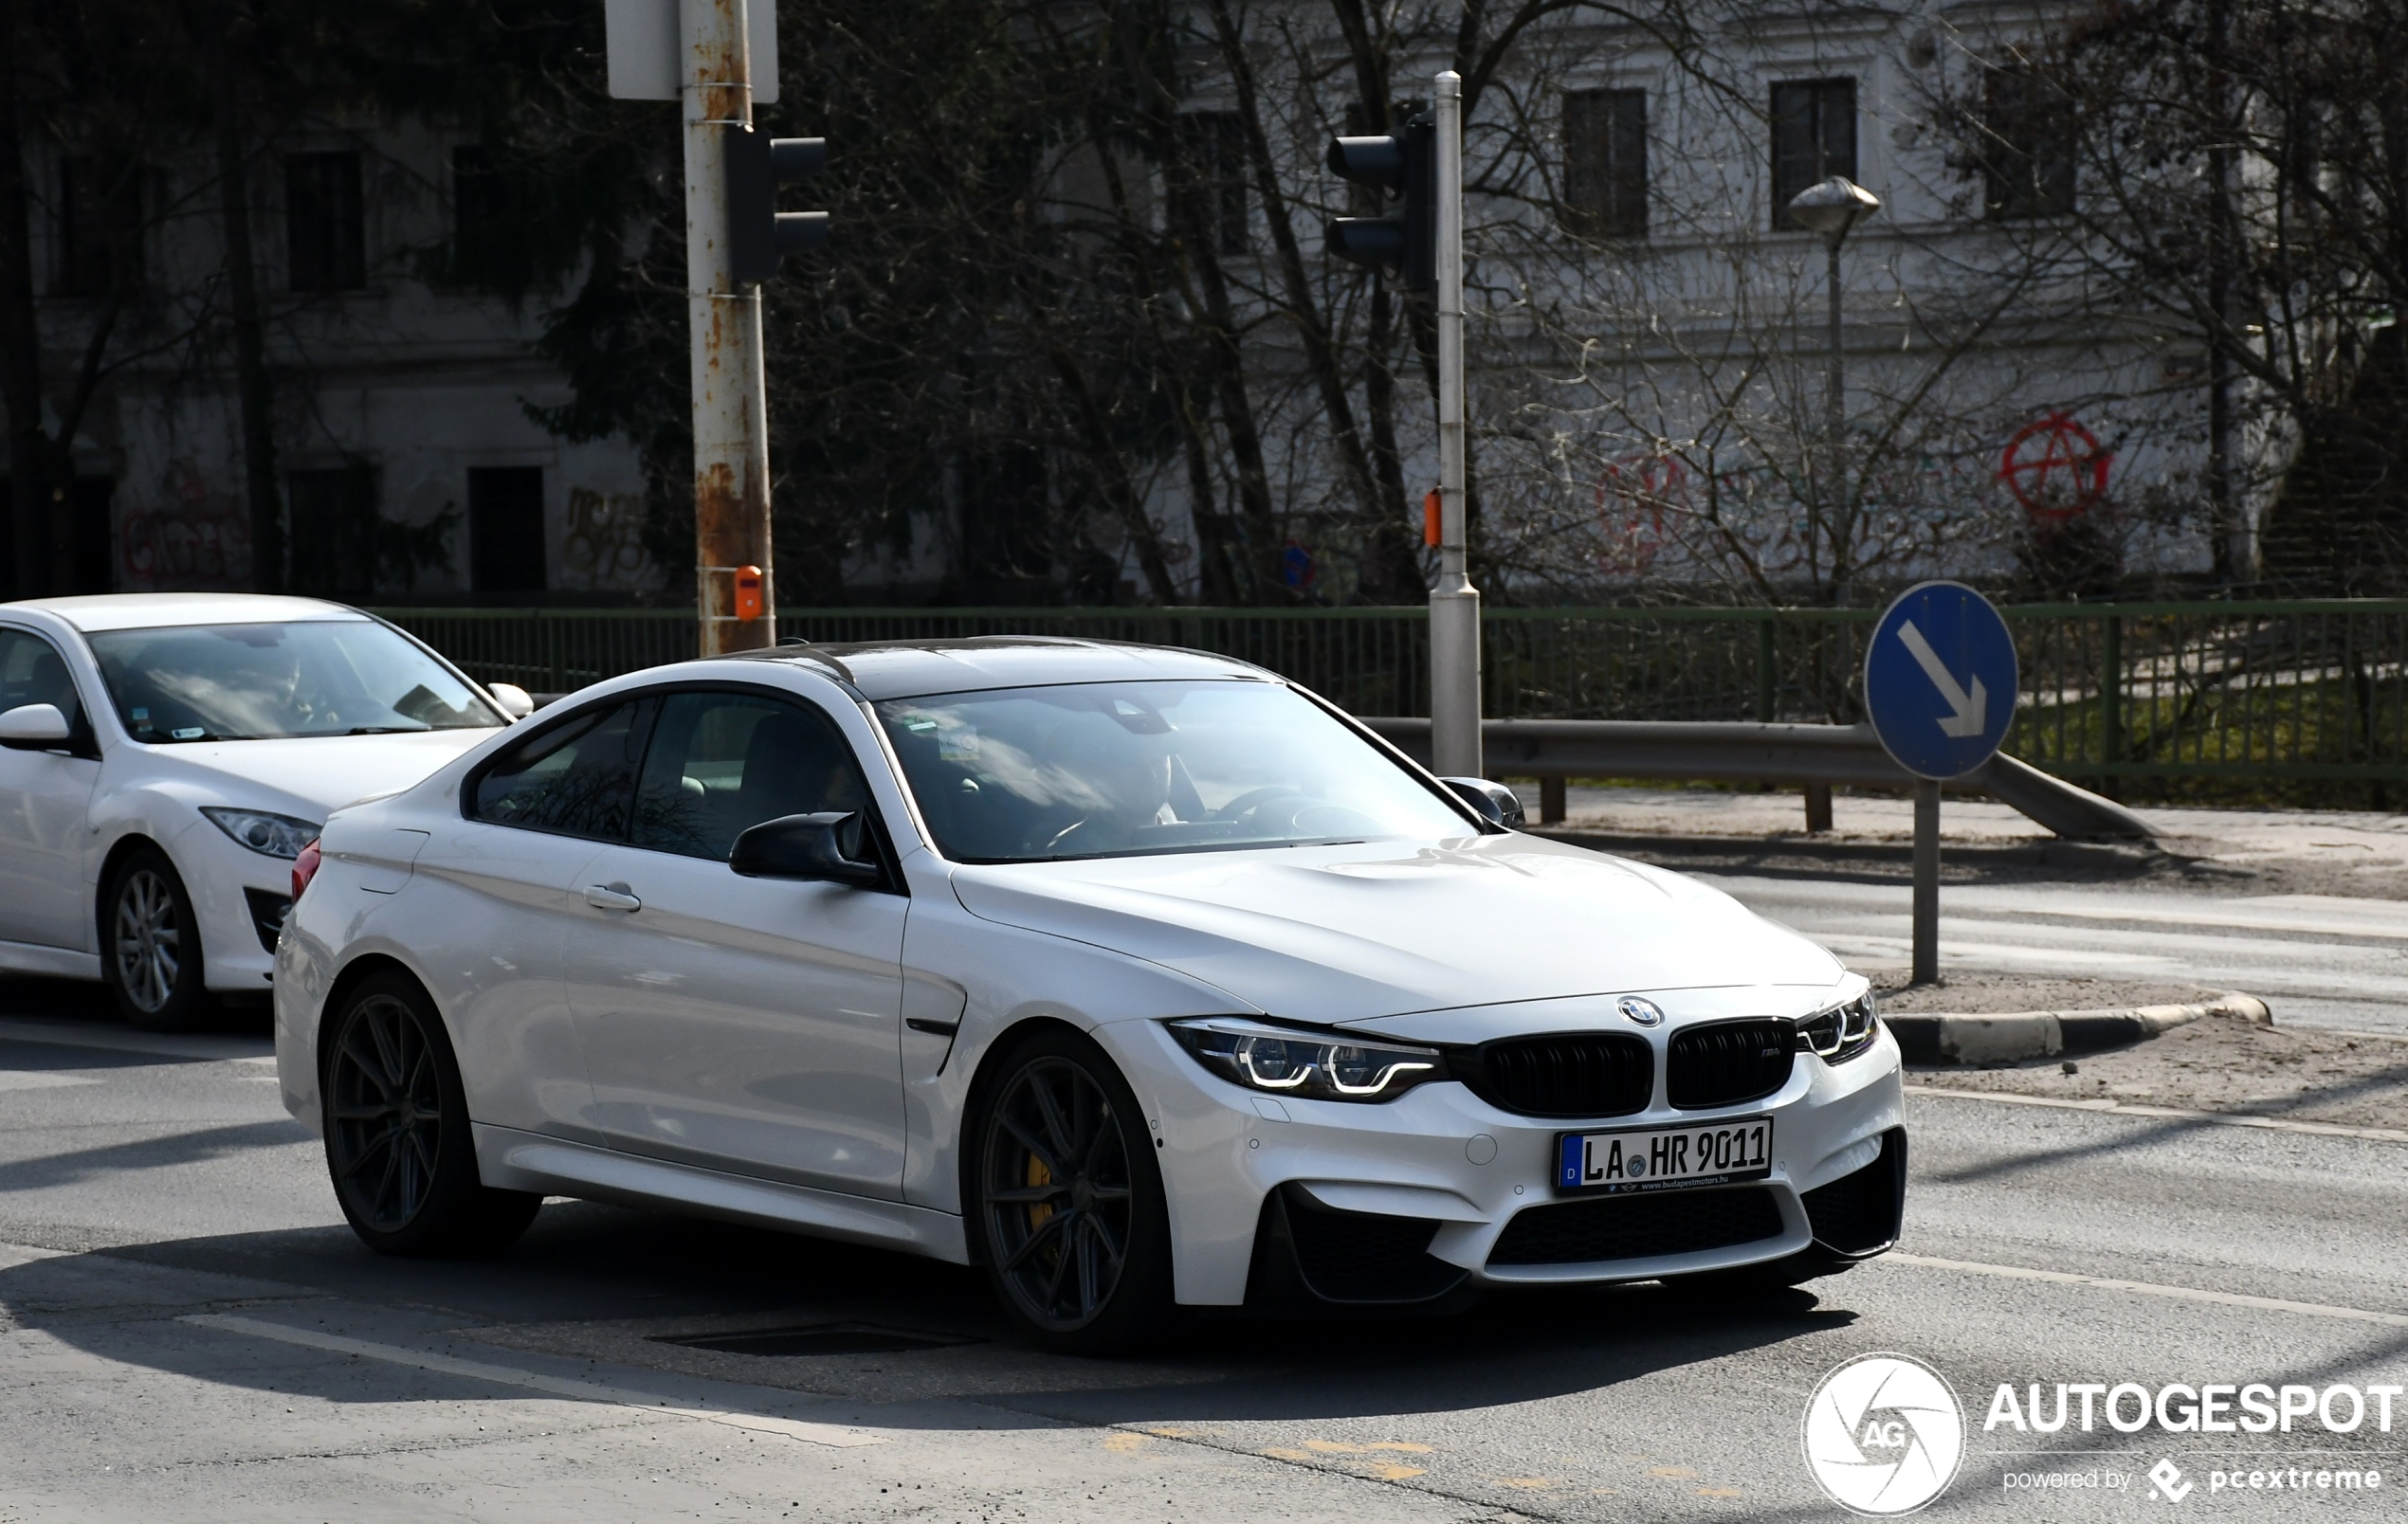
[344,725,431,735]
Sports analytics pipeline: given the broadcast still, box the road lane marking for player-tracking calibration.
[1880,1254,2408,1330]
[0,1071,101,1092]
[1905,1085,2408,1144]
[179,1314,886,1448]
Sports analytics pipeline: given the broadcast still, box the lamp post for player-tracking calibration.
[1784,174,1879,834]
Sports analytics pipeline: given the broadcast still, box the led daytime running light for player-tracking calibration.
[1169,1020,1447,1103]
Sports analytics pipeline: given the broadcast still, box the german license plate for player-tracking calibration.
[1556,1117,1773,1195]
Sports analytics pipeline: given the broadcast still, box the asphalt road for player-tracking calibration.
[1703,872,2408,1037]
[1,982,2403,1523]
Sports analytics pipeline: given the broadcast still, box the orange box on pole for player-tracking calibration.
[733,565,765,622]
[1423,489,1442,547]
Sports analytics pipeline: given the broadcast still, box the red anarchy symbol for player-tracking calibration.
[1998,412,2110,523]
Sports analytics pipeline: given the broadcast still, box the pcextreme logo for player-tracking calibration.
[1802,1352,1968,1515]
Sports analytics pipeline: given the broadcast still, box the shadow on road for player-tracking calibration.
[0,1198,1860,1430]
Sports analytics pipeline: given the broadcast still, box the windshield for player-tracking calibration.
[86,621,502,743]
[876,680,1474,862]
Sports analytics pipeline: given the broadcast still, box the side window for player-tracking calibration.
[0,629,84,731]
[468,698,653,841]
[630,691,871,862]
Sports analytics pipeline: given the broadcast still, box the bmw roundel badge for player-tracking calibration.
[1616,996,1665,1027]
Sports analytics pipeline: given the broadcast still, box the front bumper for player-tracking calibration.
[170,818,297,991]
[1111,1017,1906,1306]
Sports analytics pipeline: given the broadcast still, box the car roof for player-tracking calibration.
[724,636,1273,700]
[3,593,370,633]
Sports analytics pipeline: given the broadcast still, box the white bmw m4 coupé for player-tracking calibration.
[275,638,1904,1350]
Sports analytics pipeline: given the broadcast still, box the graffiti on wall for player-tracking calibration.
[1998,412,2112,522]
[120,459,254,590]
[561,488,657,590]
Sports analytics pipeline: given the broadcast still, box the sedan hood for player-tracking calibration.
[948,832,1844,1023]
[148,729,497,819]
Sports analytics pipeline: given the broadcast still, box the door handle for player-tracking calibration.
[584,882,642,913]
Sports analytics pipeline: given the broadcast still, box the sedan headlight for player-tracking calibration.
[1796,992,1879,1063]
[1166,1018,1449,1103]
[201,807,322,861]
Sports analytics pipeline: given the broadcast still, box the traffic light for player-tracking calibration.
[1324,114,1434,291]
[726,126,828,284]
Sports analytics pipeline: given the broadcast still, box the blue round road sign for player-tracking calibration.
[1864,580,2017,779]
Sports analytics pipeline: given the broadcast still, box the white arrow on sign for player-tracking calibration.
[1896,620,1988,737]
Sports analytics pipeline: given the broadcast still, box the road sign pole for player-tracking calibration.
[681,0,775,656]
[1865,581,2017,989]
[1912,779,1940,986]
[1428,70,1481,778]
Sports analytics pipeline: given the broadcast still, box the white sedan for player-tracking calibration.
[275,639,1903,1351]
[0,593,528,1029]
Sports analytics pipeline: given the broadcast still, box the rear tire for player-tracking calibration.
[320,970,539,1257]
[102,848,210,1032]
[966,1028,1176,1355]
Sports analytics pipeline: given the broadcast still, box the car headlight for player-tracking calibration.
[201,807,322,860]
[1796,992,1879,1063]
[1166,1018,1449,1103]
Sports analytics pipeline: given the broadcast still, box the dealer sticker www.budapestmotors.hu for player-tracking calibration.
[1802,1353,1967,1515]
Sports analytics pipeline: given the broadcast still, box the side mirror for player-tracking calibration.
[488,683,536,721]
[729,810,883,886]
[1439,776,1525,829]
[0,703,72,750]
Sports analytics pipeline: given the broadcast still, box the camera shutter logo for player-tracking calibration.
[1801,1352,1966,1515]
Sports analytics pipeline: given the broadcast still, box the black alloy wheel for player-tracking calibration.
[102,848,210,1031]
[973,1031,1174,1352]
[321,971,540,1257]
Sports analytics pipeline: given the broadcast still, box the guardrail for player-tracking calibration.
[372,600,2408,807]
[1363,717,2153,841]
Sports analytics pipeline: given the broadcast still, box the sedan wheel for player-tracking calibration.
[102,850,208,1031]
[321,971,540,1257]
[973,1032,1175,1352]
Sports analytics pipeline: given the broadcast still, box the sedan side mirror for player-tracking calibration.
[487,682,536,720]
[1439,776,1525,829]
[729,810,883,886]
[0,702,72,750]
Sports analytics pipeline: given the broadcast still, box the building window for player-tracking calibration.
[285,151,366,292]
[1979,68,2076,220]
[55,158,143,299]
[1771,78,1857,229]
[1177,112,1250,257]
[288,465,378,600]
[468,466,547,595]
[1562,88,1648,239]
[449,144,530,291]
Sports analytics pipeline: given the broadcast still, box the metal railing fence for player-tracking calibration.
[372,601,2408,807]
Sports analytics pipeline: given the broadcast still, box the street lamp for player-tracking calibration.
[1785,174,1882,493]
[1785,173,1879,834]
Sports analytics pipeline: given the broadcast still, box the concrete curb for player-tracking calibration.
[1887,992,2271,1066]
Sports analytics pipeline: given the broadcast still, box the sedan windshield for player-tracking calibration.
[876,680,1473,862]
[86,621,502,742]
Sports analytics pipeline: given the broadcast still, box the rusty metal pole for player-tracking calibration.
[682,0,775,655]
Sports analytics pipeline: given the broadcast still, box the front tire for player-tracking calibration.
[968,1028,1176,1354]
[320,970,539,1257]
[103,848,210,1031]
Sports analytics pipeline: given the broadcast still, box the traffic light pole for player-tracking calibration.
[681,0,775,656]
[1428,71,1482,778]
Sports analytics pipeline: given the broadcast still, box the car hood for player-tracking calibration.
[947,832,1845,1023]
[143,729,497,819]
